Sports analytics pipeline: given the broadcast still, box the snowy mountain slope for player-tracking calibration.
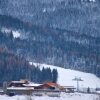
[0,93,99,100]
[0,14,100,79]
[1,0,100,37]
[30,62,100,88]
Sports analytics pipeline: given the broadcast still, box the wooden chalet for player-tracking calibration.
[32,82,62,97]
[7,80,34,96]
[6,81,63,96]
[8,80,29,87]
[34,82,63,90]
[6,80,74,96]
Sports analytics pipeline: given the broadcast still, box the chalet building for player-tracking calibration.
[8,80,29,87]
[6,81,62,96]
[32,89,61,97]
[7,80,34,96]
[34,82,61,90]
[7,87,34,96]
[32,82,63,97]
[6,80,75,96]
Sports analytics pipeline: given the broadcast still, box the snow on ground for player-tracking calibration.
[0,93,99,100]
[30,62,100,89]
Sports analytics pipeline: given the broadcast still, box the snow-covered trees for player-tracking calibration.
[0,14,100,79]
[0,47,58,83]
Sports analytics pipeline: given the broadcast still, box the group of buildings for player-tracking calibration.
[0,79,100,97]
[1,80,75,97]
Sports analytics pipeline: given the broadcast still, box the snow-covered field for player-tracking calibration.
[30,62,100,89]
[0,93,99,100]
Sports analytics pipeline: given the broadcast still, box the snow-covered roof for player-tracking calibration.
[23,82,42,87]
[10,80,29,84]
[7,87,34,90]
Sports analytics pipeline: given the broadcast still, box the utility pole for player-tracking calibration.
[73,77,83,92]
[3,81,7,94]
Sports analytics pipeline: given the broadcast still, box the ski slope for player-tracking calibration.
[30,62,100,89]
[0,62,100,100]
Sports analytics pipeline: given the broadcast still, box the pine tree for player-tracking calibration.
[52,69,58,83]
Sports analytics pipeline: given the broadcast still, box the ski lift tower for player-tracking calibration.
[72,77,83,92]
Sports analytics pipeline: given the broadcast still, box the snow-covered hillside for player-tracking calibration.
[0,93,99,100]
[30,62,100,89]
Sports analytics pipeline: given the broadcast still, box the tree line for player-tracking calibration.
[0,48,58,83]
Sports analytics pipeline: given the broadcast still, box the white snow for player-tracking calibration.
[7,87,34,90]
[0,93,99,100]
[81,0,96,2]
[42,7,56,13]
[89,0,96,2]
[1,27,20,38]
[30,62,100,89]
[12,31,20,38]
[1,62,100,100]
[23,82,42,87]
[1,28,11,33]
[43,8,46,13]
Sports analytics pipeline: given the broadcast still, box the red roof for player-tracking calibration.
[44,82,59,87]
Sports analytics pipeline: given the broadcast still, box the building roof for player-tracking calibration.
[44,82,59,87]
[11,80,28,84]
[7,87,34,90]
[23,82,42,87]
[63,86,75,89]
